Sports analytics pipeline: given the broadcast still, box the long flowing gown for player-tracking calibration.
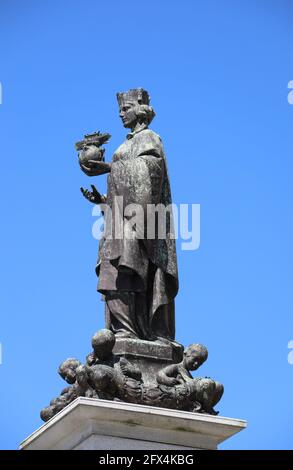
[96,127,178,341]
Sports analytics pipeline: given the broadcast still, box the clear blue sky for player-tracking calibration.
[0,0,293,450]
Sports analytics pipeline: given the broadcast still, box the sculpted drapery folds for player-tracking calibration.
[80,88,178,341]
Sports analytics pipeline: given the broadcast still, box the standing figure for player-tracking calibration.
[80,88,178,342]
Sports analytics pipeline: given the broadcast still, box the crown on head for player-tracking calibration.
[116,88,150,107]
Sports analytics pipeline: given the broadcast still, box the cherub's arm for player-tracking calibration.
[119,357,142,381]
[156,364,180,386]
[86,351,97,366]
[177,366,194,383]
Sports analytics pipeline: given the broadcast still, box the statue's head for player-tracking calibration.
[58,358,81,384]
[117,88,155,129]
[88,364,116,393]
[183,343,208,371]
[91,329,116,360]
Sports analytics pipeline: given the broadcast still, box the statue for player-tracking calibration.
[40,358,98,422]
[79,88,178,342]
[157,344,224,414]
[40,88,224,422]
[41,330,223,421]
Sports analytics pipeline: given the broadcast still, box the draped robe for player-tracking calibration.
[96,128,178,340]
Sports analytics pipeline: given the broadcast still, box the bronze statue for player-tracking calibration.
[79,88,178,342]
[41,330,223,421]
[40,89,224,422]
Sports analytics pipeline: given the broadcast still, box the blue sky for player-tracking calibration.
[0,0,293,450]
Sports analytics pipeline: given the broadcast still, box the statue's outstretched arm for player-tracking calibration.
[80,185,107,205]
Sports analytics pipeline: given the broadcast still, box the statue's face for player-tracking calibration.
[184,352,204,371]
[63,367,76,384]
[119,101,138,128]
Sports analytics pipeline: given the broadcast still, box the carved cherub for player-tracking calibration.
[40,358,98,422]
[157,344,208,386]
[86,329,142,381]
[83,329,142,401]
[59,358,98,398]
[156,344,224,414]
[40,332,224,422]
[86,329,117,367]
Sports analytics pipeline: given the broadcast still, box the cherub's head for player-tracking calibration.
[91,329,116,360]
[183,344,208,371]
[117,88,155,129]
[58,358,81,384]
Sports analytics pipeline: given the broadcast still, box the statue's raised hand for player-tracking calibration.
[80,185,106,204]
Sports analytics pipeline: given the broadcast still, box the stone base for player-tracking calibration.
[20,397,247,450]
[113,337,183,385]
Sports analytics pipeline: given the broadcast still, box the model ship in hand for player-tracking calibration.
[76,130,111,203]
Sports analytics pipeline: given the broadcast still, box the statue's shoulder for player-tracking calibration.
[140,128,162,142]
[135,129,163,152]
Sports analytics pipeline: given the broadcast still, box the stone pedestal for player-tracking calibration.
[113,338,183,385]
[20,397,247,450]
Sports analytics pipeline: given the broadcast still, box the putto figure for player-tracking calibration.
[40,330,224,421]
[79,88,178,342]
[157,344,224,414]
